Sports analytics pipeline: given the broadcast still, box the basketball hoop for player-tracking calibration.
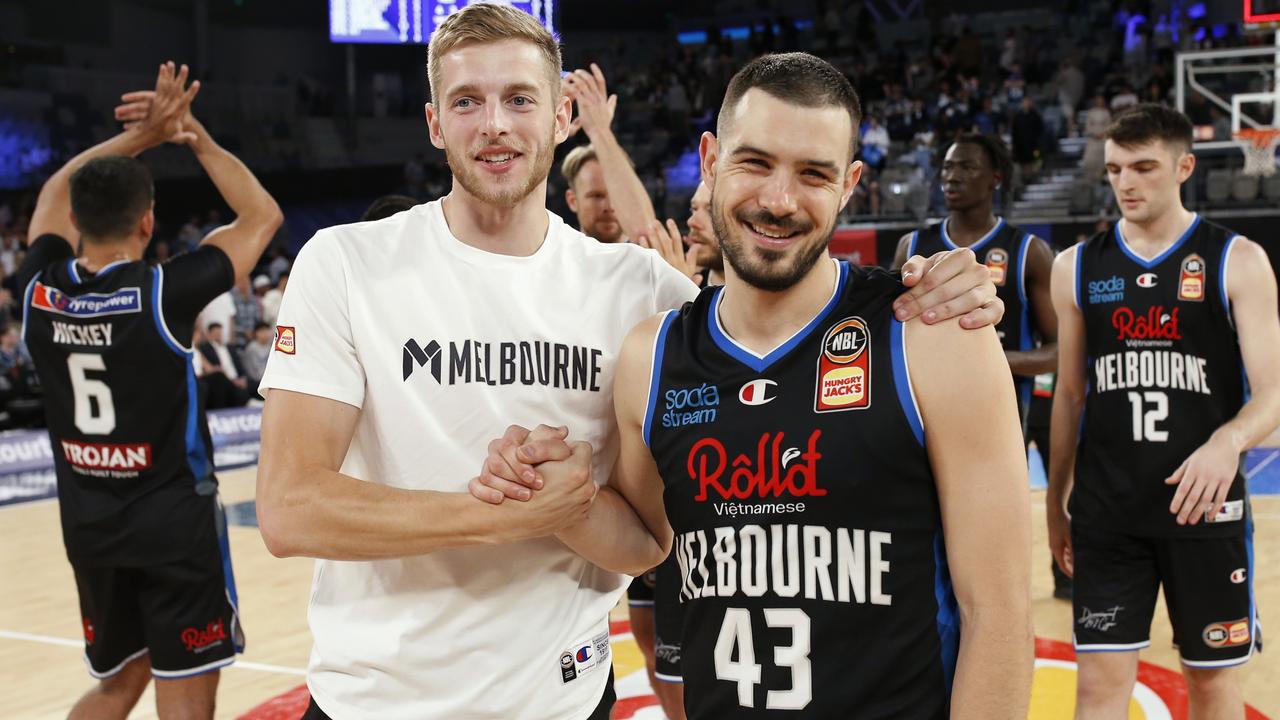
[1234,128,1280,176]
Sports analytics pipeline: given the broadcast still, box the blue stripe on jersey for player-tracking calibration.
[1247,519,1258,654]
[150,268,212,481]
[66,259,81,284]
[941,217,1006,253]
[20,272,40,344]
[643,311,678,449]
[1220,235,1238,323]
[1073,244,1084,310]
[707,261,849,373]
[214,495,244,652]
[1114,214,1201,269]
[890,318,925,447]
[933,531,960,695]
[907,230,919,259]
[1016,234,1033,306]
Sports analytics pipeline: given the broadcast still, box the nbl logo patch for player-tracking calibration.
[815,316,870,413]
[984,248,1009,286]
[30,283,141,318]
[1179,254,1205,302]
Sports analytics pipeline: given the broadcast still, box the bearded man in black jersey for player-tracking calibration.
[477,53,1034,720]
[1048,103,1280,718]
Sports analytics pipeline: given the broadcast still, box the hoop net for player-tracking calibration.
[1234,128,1280,176]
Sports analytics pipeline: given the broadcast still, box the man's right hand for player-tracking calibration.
[128,62,200,147]
[1046,495,1073,578]
[490,437,596,540]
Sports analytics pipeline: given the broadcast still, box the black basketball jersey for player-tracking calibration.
[19,235,235,566]
[910,217,1036,417]
[645,260,957,719]
[1072,215,1247,537]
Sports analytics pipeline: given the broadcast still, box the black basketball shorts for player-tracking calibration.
[73,520,244,679]
[1071,522,1259,667]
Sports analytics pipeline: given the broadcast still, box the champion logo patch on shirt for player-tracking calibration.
[31,283,141,318]
[274,326,296,354]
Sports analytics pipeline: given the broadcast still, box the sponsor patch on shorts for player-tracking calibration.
[1202,618,1250,648]
[1206,499,1243,523]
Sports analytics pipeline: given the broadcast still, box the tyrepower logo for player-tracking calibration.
[31,283,141,318]
[687,429,825,501]
[815,317,870,413]
[1112,306,1181,341]
[181,620,228,653]
[60,440,151,473]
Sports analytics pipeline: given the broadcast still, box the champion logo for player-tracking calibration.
[1231,568,1247,584]
[739,379,777,406]
[1136,273,1158,288]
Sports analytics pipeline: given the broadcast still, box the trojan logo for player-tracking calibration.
[815,317,870,413]
[1179,254,1205,302]
[688,429,825,501]
[985,247,1009,286]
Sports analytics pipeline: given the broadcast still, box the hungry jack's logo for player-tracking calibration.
[815,317,871,413]
[1179,254,1205,302]
[985,248,1009,286]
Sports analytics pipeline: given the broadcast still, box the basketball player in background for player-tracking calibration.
[1048,103,1280,718]
[893,133,1064,597]
[478,53,1034,719]
[894,133,1058,422]
[22,62,281,719]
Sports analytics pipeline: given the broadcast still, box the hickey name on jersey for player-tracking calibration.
[674,523,893,606]
[51,321,113,347]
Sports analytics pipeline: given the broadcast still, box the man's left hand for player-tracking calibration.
[1165,434,1240,525]
[895,248,1004,329]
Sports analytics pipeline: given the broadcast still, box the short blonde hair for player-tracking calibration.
[561,144,636,188]
[427,4,562,102]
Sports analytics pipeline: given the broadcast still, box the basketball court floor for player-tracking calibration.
[1,450,1276,719]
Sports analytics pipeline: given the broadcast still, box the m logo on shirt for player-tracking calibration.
[402,338,604,391]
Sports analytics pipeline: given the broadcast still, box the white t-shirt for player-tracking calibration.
[258,200,697,720]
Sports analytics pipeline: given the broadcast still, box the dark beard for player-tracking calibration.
[712,202,829,292]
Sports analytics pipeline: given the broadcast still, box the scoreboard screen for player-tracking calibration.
[329,0,557,44]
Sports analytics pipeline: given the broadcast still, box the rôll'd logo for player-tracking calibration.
[181,620,228,652]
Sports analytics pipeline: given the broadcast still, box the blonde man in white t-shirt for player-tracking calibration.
[256,5,1005,720]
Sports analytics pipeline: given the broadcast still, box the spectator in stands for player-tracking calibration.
[177,213,203,252]
[262,272,286,327]
[150,239,170,263]
[860,115,890,171]
[0,325,32,375]
[266,245,290,282]
[1081,94,1111,179]
[202,289,236,335]
[199,209,222,238]
[241,322,273,389]
[561,145,624,243]
[1055,59,1085,135]
[230,276,261,346]
[1110,84,1139,112]
[197,322,249,409]
[1011,96,1045,182]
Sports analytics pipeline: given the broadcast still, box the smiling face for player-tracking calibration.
[1104,138,1194,224]
[426,39,569,209]
[702,89,859,292]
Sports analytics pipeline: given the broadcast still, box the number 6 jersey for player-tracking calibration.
[19,235,235,567]
[644,260,957,719]
[1071,216,1247,537]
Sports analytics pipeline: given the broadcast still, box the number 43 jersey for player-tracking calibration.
[19,235,235,567]
[1072,216,1247,537]
[645,261,958,719]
